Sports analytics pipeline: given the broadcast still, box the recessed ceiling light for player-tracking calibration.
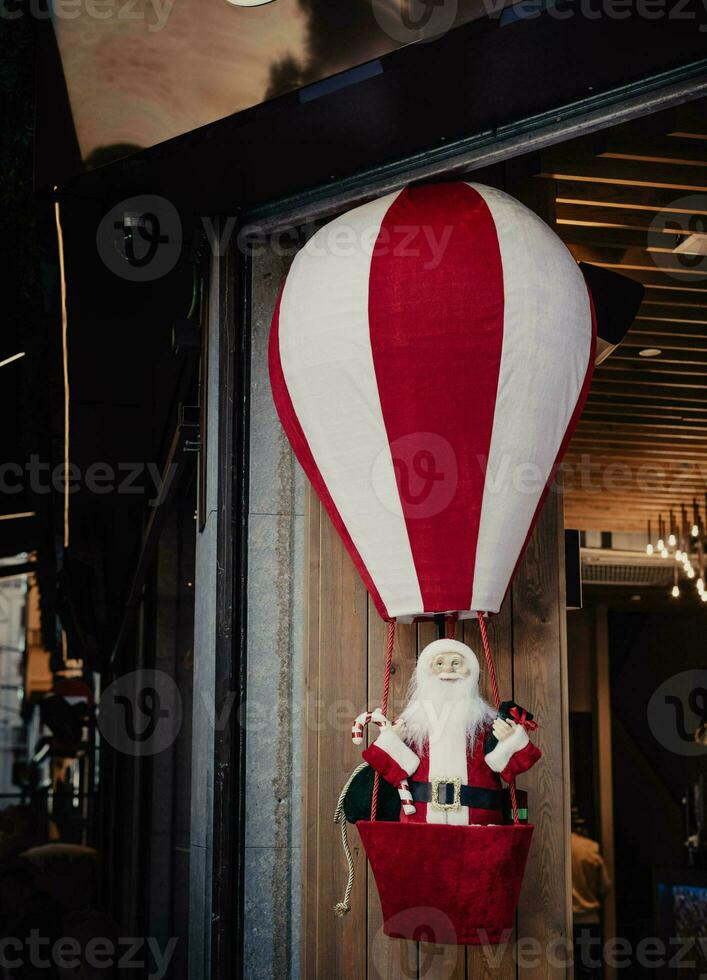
[639,348,662,357]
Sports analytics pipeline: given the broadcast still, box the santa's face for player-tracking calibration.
[430,650,470,682]
[400,639,494,749]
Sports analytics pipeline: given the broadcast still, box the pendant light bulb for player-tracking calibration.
[697,578,704,592]
[668,533,677,547]
[671,584,680,598]
[687,567,695,579]
[657,538,665,551]
[675,550,682,562]
[646,543,654,556]
[661,547,669,559]
[692,524,699,537]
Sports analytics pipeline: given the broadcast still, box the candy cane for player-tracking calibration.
[351,708,390,745]
[397,778,416,817]
[351,708,416,816]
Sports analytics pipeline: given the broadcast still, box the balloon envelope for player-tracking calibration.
[269,183,594,621]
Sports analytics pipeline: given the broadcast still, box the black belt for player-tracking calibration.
[410,780,502,811]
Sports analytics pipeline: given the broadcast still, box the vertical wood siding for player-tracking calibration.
[302,488,572,979]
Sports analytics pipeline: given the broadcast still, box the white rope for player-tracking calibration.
[333,762,369,917]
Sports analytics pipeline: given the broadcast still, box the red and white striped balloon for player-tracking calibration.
[270,182,594,622]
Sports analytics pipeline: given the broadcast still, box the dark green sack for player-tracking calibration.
[342,764,400,824]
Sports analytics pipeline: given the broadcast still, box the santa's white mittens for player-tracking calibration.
[485,722,529,772]
[362,728,420,787]
[485,722,542,783]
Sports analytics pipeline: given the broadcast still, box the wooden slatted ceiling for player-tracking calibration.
[537,99,707,533]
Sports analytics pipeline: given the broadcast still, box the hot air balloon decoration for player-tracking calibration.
[269,182,595,945]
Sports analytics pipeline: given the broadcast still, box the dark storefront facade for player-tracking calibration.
[1,4,707,977]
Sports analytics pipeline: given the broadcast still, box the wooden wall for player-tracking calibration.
[301,486,573,979]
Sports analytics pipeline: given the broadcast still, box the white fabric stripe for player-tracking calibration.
[278,192,424,619]
[468,183,592,613]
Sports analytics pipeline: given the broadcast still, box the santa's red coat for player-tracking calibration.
[363,725,540,824]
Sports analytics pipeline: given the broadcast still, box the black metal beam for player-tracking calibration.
[54,8,707,215]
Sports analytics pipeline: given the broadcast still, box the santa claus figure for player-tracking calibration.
[362,638,541,825]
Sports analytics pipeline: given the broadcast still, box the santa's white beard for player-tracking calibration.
[400,672,495,755]
[399,670,494,825]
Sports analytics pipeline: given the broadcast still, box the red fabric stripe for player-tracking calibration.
[268,288,391,621]
[368,183,505,615]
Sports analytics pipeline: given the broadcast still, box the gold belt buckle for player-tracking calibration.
[430,776,462,811]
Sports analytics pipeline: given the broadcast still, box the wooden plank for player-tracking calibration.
[566,261,707,291]
[572,419,707,452]
[542,155,707,193]
[641,283,707,299]
[580,406,707,424]
[580,407,707,427]
[584,390,707,412]
[624,332,707,352]
[565,244,707,277]
[557,204,700,232]
[588,379,707,404]
[640,299,707,314]
[464,602,517,980]
[367,611,419,980]
[632,320,707,338]
[302,486,321,980]
[513,491,572,979]
[599,141,707,168]
[594,605,617,980]
[570,503,706,516]
[559,225,693,251]
[573,434,707,452]
[585,371,707,391]
[564,501,707,517]
[316,506,370,980]
[555,179,707,213]
[566,491,704,510]
[609,347,707,368]
[565,500,705,516]
[416,620,467,980]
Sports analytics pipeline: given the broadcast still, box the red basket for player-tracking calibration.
[357,820,534,945]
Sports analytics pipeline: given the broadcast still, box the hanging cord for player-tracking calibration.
[333,762,369,916]
[370,619,396,821]
[446,615,456,639]
[477,612,520,824]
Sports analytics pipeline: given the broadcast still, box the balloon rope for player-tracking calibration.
[371,619,396,822]
[477,612,520,825]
